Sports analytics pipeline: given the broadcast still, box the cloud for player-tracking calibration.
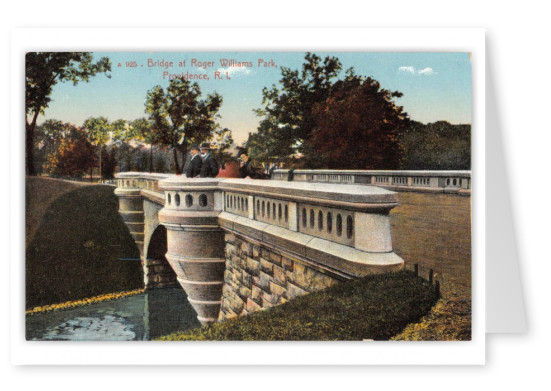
[398,66,415,74]
[418,67,436,75]
[217,66,251,77]
[398,66,437,76]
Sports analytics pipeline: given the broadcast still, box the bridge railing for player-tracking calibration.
[217,179,398,252]
[272,169,471,194]
[114,172,404,272]
[116,172,171,193]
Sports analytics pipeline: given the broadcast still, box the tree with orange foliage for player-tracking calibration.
[44,132,97,178]
[306,75,410,169]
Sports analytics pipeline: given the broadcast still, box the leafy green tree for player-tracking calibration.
[25,52,111,175]
[251,52,343,162]
[100,145,117,179]
[399,121,471,170]
[145,78,227,174]
[83,117,112,182]
[211,127,235,168]
[251,53,410,169]
[126,118,156,172]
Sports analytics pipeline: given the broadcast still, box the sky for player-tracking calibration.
[38,51,472,146]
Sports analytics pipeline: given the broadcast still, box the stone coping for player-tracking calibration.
[115,173,399,208]
[116,172,172,180]
[217,178,397,205]
[273,169,472,178]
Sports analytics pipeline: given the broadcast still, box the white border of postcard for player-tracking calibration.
[10,27,485,365]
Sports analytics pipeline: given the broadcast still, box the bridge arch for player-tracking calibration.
[143,224,177,289]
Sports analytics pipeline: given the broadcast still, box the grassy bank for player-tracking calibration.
[26,177,143,309]
[158,271,439,341]
[26,176,90,247]
[390,192,471,340]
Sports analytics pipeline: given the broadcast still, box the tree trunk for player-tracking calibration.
[179,146,188,175]
[25,111,40,176]
[99,146,103,183]
[172,147,180,174]
[149,145,153,173]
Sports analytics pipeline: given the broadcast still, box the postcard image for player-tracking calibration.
[23,49,473,347]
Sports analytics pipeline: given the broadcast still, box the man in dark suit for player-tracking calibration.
[185,144,202,178]
[239,152,267,179]
[199,142,219,178]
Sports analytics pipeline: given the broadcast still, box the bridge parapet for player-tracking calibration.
[115,173,405,324]
[272,169,471,195]
[218,179,399,255]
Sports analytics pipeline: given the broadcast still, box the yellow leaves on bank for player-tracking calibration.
[25,288,146,315]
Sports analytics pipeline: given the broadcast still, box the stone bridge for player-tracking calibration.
[114,173,408,325]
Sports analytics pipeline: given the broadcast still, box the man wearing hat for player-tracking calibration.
[185,144,203,178]
[199,142,219,178]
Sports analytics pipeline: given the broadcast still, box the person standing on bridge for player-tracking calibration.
[239,152,267,179]
[185,144,203,178]
[199,142,219,178]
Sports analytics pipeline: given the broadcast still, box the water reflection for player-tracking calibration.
[26,287,202,341]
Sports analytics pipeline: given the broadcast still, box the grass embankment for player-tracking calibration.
[26,177,143,309]
[158,271,439,341]
[26,177,89,247]
[390,192,472,340]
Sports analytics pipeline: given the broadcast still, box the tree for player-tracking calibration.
[210,127,235,169]
[306,76,409,169]
[33,119,83,174]
[399,121,471,170]
[251,53,343,162]
[43,129,97,177]
[83,116,113,182]
[250,53,410,169]
[25,52,111,175]
[145,78,226,174]
[125,118,155,172]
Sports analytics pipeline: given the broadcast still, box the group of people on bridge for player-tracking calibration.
[184,143,269,180]
[184,143,220,178]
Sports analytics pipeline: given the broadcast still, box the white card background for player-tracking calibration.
[486,50,526,333]
[4,0,551,388]
[9,27,486,365]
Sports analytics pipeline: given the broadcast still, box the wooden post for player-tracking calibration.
[414,263,418,277]
[429,269,434,284]
[435,280,441,298]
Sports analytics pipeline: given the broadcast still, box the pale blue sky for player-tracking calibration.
[38,51,472,145]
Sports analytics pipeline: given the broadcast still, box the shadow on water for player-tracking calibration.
[26,286,202,341]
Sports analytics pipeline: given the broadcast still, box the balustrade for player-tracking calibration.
[271,169,471,193]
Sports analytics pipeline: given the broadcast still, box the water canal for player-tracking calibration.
[26,287,201,341]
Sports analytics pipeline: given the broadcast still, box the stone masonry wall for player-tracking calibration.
[142,258,178,289]
[219,232,346,321]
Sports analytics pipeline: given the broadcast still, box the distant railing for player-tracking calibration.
[271,169,471,195]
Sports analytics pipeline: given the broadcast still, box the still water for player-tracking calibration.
[26,287,202,341]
